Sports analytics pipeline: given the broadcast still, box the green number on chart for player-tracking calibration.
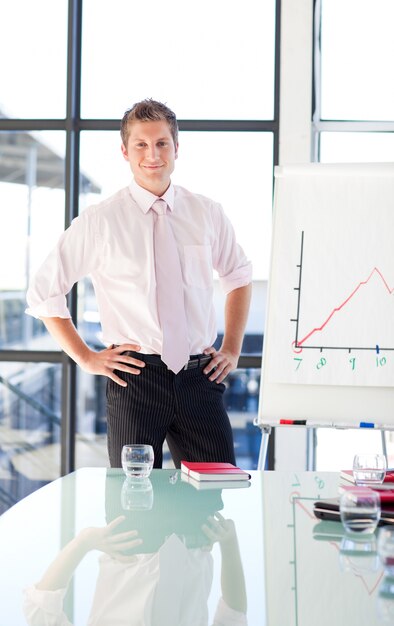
[294,358,302,371]
[376,356,387,367]
[349,357,356,371]
[316,357,327,370]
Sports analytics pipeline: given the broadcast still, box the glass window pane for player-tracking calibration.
[321,0,394,121]
[315,428,383,471]
[0,132,99,351]
[1,0,68,118]
[0,362,62,513]
[320,132,394,162]
[81,0,276,120]
[75,369,109,470]
[0,132,66,350]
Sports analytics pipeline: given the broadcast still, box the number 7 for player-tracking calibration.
[294,358,302,371]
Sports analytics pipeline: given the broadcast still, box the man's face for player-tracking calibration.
[121,119,178,196]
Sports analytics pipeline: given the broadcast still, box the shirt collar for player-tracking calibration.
[129,179,175,214]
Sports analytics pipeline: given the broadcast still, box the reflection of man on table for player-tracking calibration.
[23,513,247,625]
[24,470,248,625]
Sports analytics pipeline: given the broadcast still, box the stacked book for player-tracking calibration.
[181,461,251,490]
[339,469,394,503]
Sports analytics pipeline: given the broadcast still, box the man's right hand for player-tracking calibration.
[81,343,146,387]
[40,317,145,388]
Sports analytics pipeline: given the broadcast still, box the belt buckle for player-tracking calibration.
[184,357,198,370]
[183,355,211,370]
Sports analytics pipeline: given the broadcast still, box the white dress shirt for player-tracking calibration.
[26,179,252,355]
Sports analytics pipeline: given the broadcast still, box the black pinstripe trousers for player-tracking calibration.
[106,358,236,469]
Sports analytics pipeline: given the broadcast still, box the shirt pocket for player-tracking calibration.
[183,245,213,289]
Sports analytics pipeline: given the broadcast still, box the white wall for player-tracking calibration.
[273,0,314,470]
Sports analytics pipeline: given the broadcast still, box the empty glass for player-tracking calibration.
[340,488,381,534]
[121,444,154,479]
[353,453,387,486]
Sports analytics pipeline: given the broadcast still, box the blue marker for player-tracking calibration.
[359,421,375,428]
[376,345,380,354]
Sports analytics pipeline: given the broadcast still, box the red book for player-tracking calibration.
[180,461,251,482]
[340,469,394,489]
[339,483,394,504]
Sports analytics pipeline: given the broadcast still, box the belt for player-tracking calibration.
[119,350,213,371]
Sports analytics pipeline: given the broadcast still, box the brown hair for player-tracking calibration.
[120,98,179,146]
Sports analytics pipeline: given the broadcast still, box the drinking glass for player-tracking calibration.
[353,453,387,486]
[121,444,154,479]
[339,488,381,534]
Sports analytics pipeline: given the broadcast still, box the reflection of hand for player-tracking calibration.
[78,516,142,562]
[201,512,236,549]
[35,516,143,593]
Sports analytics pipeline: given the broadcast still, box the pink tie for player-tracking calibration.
[152,199,189,373]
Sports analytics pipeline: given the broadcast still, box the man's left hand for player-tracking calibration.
[202,346,238,383]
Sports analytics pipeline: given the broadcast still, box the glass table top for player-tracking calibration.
[0,468,392,625]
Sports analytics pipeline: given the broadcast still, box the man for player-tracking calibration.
[26,99,252,469]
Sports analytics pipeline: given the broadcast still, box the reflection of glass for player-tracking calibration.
[121,478,153,511]
[121,444,154,479]
[377,575,394,623]
[378,527,394,575]
[339,488,381,534]
[353,453,387,486]
[339,534,379,574]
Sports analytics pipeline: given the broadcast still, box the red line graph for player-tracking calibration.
[297,267,394,347]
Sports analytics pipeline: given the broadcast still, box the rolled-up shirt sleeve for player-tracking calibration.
[212,202,253,295]
[26,211,97,320]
